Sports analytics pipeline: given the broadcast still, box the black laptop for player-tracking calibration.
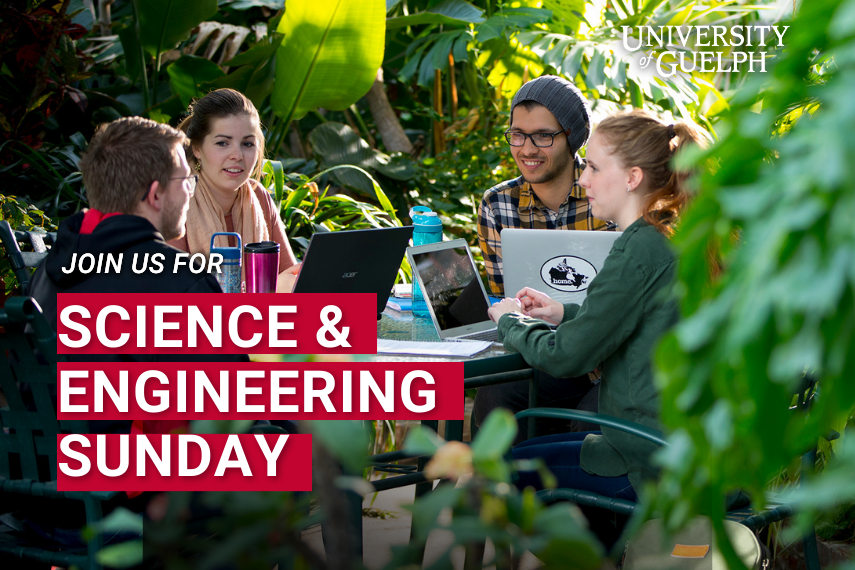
[293,226,414,318]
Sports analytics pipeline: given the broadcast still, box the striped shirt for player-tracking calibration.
[477,159,613,297]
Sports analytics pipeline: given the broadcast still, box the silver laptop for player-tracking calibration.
[407,239,498,342]
[502,229,622,304]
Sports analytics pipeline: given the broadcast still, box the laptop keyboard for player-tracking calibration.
[458,329,499,342]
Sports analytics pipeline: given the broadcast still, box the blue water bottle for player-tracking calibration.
[210,232,242,293]
[410,206,443,317]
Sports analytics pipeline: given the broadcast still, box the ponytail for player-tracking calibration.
[594,111,708,236]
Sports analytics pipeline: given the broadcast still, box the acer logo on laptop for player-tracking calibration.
[342,272,358,278]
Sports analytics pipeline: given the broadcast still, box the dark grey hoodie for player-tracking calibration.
[29,211,247,364]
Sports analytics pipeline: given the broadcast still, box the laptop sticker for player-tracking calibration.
[540,255,597,293]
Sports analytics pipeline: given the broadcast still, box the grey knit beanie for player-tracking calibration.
[511,75,591,155]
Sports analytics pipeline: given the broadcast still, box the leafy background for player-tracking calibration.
[5,0,855,567]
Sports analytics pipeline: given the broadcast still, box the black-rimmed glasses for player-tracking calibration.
[140,175,198,202]
[504,130,568,147]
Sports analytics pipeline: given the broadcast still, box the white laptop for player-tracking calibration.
[502,229,622,304]
[407,239,498,342]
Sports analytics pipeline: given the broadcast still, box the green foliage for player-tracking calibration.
[0,1,90,149]
[305,419,370,474]
[133,0,217,58]
[396,410,603,569]
[0,135,86,219]
[408,103,512,244]
[0,193,56,295]
[166,55,225,107]
[307,122,418,194]
[271,0,386,130]
[142,489,318,568]
[86,508,144,568]
[648,0,855,564]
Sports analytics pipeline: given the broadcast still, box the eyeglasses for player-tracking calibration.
[171,175,198,193]
[504,130,568,148]
[140,175,198,202]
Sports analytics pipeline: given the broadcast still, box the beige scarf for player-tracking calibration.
[185,176,269,281]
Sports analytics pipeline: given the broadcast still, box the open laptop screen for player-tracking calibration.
[410,245,490,331]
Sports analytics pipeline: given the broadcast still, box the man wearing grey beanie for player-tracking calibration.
[474,75,614,442]
[477,75,613,298]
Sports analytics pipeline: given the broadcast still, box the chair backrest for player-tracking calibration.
[0,220,56,294]
[0,296,86,482]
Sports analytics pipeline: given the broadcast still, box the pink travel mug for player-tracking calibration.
[244,241,279,293]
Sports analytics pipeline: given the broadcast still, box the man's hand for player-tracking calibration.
[487,297,525,322]
[276,263,302,293]
[515,287,563,325]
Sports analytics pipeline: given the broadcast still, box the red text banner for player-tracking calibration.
[57,433,312,492]
[57,362,464,420]
[56,293,377,354]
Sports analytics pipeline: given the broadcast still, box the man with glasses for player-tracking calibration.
[474,76,613,441]
[478,74,613,298]
[30,117,234,334]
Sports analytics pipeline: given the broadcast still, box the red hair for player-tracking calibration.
[594,110,707,236]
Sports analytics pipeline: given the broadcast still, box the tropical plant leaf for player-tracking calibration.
[272,0,386,127]
[133,0,218,58]
[475,8,553,43]
[200,65,254,95]
[386,0,485,30]
[118,25,145,83]
[479,38,545,98]
[544,0,607,33]
[308,122,377,192]
[167,55,224,107]
[305,420,369,473]
[96,540,143,568]
[471,408,517,460]
[262,159,285,203]
[244,59,277,108]
[223,32,284,67]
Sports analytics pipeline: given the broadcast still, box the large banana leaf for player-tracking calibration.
[167,55,224,107]
[309,122,376,193]
[272,0,385,127]
[133,0,217,58]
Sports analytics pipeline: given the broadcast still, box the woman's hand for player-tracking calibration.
[276,263,302,293]
[487,297,525,322]
[515,287,563,326]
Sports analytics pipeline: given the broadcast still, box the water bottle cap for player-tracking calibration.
[409,206,432,218]
[413,212,442,228]
[210,246,241,260]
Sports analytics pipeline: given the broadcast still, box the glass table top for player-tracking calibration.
[373,310,513,363]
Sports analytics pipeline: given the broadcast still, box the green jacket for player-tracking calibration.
[497,217,678,490]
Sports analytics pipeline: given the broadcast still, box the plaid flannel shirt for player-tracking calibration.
[477,158,613,297]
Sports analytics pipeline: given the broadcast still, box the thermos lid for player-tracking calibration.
[244,241,280,254]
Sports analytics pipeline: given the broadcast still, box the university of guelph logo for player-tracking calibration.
[540,256,597,293]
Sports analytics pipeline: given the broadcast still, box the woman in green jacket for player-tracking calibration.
[487,110,707,500]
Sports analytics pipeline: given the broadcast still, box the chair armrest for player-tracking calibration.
[515,408,668,447]
[0,479,120,502]
[249,424,290,435]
